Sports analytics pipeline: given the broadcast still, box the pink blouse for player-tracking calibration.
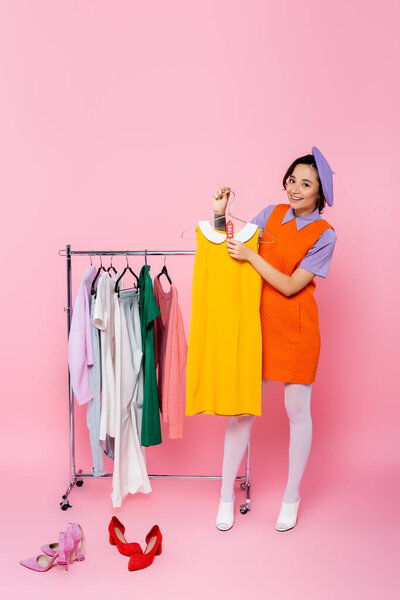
[153,276,187,439]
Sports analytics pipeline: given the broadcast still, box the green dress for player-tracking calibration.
[138,265,162,446]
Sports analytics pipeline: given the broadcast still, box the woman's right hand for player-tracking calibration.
[212,187,231,214]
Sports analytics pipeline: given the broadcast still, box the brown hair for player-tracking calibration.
[282,154,326,214]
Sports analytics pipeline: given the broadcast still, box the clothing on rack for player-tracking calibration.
[138,265,162,447]
[112,288,151,507]
[93,271,119,439]
[68,266,106,476]
[153,276,187,439]
[132,366,144,442]
[185,221,263,416]
[68,264,165,502]
[104,434,115,460]
[68,265,97,405]
[87,294,105,477]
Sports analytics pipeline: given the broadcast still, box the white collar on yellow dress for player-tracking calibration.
[198,221,258,244]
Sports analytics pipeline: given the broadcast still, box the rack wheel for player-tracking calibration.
[76,479,84,487]
[240,504,249,514]
[60,499,72,511]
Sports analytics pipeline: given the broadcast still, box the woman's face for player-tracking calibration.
[285,164,320,216]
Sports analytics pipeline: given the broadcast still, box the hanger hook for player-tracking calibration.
[99,253,103,268]
[109,255,113,269]
[145,249,147,265]
[126,252,129,268]
[226,189,236,216]
[164,252,167,268]
[89,252,93,266]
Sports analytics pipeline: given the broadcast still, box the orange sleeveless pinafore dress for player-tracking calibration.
[259,204,335,384]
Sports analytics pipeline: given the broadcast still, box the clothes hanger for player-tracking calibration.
[181,188,274,243]
[115,253,139,297]
[157,252,172,285]
[217,189,274,243]
[181,189,246,239]
[106,255,118,276]
[91,253,107,296]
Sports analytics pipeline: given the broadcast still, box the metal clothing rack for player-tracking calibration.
[58,244,251,513]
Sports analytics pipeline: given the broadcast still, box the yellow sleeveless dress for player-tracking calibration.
[185,221,263,416]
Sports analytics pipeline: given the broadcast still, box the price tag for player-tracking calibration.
[226,220,234,239]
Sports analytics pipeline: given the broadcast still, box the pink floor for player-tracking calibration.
[3,443,398,600]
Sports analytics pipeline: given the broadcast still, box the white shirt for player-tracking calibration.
[93,272,119,439]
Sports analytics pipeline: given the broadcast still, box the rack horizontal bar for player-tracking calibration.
[59,249,196,256]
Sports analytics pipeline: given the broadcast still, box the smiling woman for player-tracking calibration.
[209,147,337,533]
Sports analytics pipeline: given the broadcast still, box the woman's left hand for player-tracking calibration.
[226,239,254,262]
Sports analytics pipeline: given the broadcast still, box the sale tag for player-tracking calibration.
[226,220,234,239]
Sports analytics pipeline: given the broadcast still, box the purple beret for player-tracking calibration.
[312,146,335,206]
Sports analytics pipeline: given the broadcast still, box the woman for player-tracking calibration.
[213,147,337,531]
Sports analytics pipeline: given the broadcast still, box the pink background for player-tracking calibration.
[1,1,399,598]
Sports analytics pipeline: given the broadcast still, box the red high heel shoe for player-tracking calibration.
[128,525,162,571]
[108,516,143,557]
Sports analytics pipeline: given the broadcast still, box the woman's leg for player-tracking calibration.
[220,379,268,502]
[282,382,313,503]
[217,413,256,529]
[220,414,256,501]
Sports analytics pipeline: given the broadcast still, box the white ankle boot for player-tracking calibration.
[275,498,301,531]
[216,499,234,531]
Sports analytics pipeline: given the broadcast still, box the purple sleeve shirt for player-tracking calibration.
[251,204,337,278]
[251,205,275,238]
[298,228,337,277]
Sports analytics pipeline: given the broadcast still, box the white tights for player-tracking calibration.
[220,379,313,504]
